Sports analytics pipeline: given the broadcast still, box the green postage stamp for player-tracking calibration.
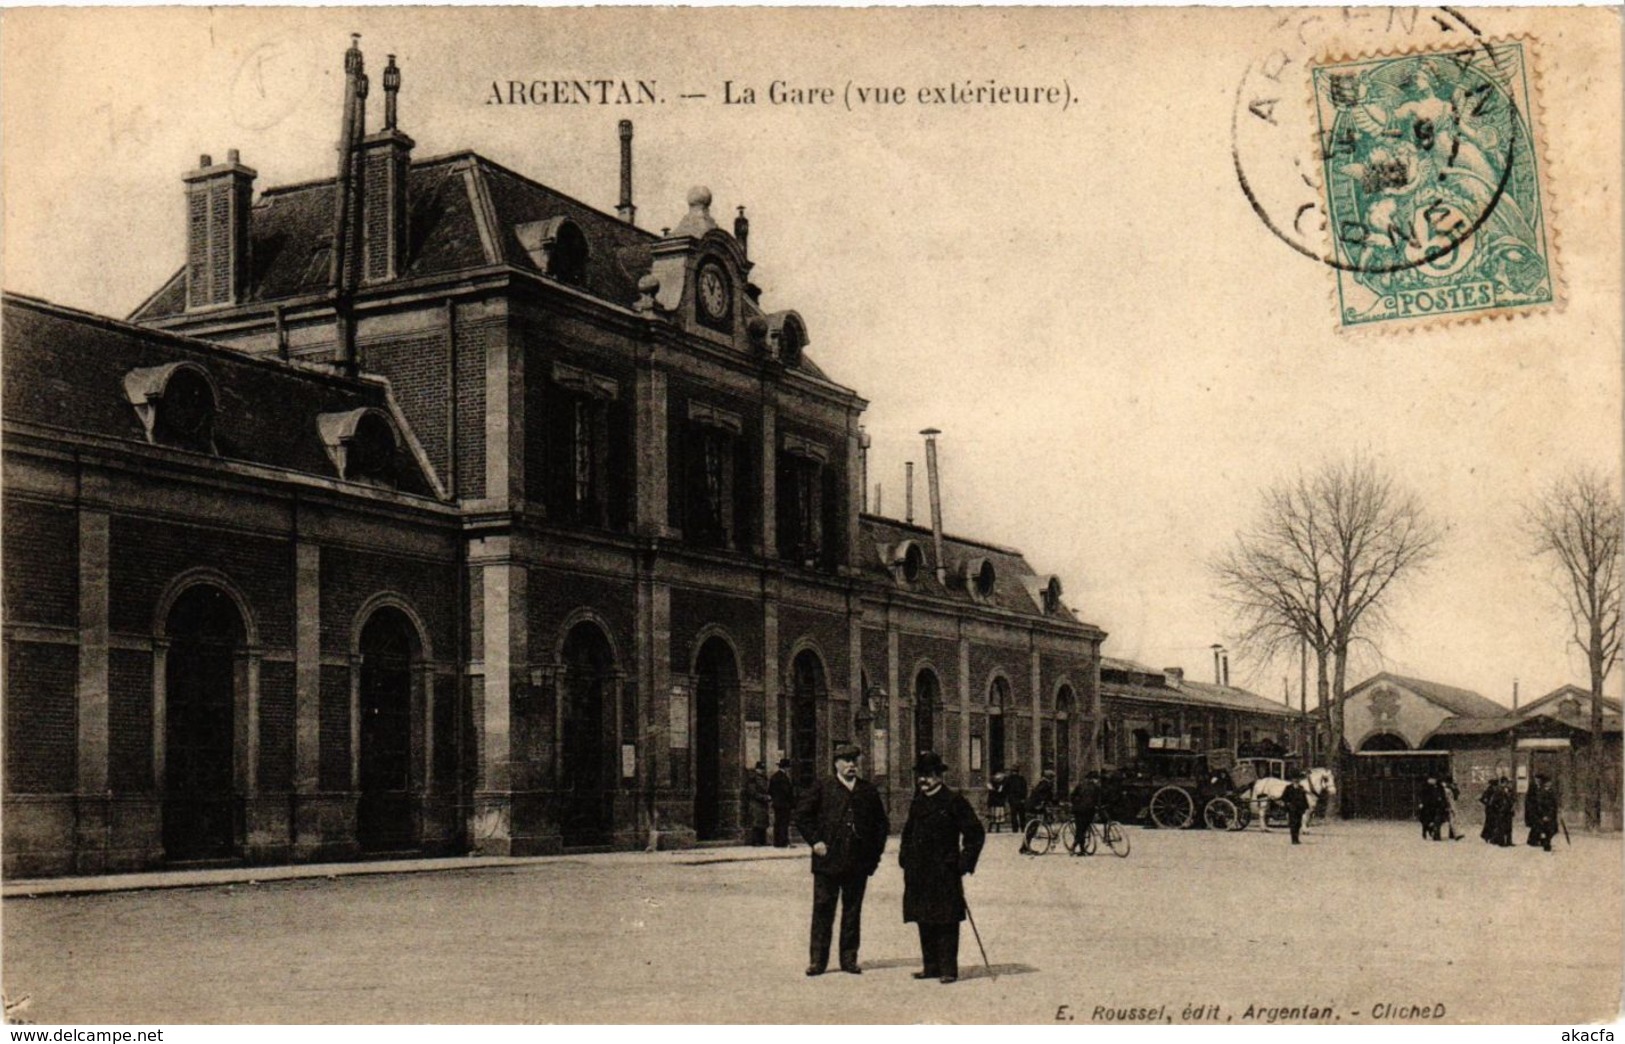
[1311,41,1554,329]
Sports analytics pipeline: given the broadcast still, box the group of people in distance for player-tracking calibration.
[792,745,984,983]
[1418,770,1562,852]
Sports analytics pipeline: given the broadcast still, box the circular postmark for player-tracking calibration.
[231,33,324,133]
[1231,7,1517,275]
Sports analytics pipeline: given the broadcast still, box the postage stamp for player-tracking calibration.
[1310,40,1555,330]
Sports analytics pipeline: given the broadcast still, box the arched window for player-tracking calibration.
[914,668,940,756]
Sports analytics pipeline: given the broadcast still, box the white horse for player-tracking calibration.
[1241,767,1336,830]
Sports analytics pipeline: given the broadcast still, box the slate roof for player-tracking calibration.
[1517,684,1622,718]
[856,513,1088,626]
[1345,672,1507,718]
[1100,655,1298,718]
[133,153,658,321]
[4,293,440,500]
[1430,712,1622,737]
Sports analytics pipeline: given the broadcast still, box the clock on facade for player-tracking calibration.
[696,260,731,324]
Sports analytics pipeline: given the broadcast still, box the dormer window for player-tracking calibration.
[317,407,399,488]
[515,217,589,285]
[964,557,997,600]
[123,361,219,453]
[893,541,925,585]
[1042,575,1064,615]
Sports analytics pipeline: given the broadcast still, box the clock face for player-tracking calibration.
[697,263,730,321]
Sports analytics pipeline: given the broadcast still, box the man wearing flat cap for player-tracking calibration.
[794,742,889,976]
[899,750,986,984]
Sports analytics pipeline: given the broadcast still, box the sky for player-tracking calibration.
[3,6,1620,708]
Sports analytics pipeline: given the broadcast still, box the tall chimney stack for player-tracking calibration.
[905,462,915,524]
[361,53,414,285]
[331,33,368,373]
[874,483,883,517]
[1222,651,1230,688]
[183,150,256,311]
[617,119,636,224]
[922,428,946,587]
[858,426,870,513]
[1211,644,1223,685]
[1513,678,1519,711]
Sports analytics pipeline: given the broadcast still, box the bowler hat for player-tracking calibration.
[778,758,792,768]
[832,743,862,763]
[914,750,948,776]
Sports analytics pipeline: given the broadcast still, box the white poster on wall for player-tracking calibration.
[670,691,690,749]
[744,721,763,767]
[871,729,888,776]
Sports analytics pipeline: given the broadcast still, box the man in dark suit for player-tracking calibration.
[1003,765,1029,837]
[1282,771,1311,845]
[900,750,986,984]
[794,743,889,976]
[769,758,797,848]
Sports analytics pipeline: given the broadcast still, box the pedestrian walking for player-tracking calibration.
[744,761,771,846]
[1067,771,1102,856]
[985,772,1007,832]
[1417,774,1444,841]
[1282,770,1311,845]
[1490,775,1516,846]
[900,751,985,984]
[794,743,889,976]
[1441,775,1464,840]
[1525,773,1559,852]
[769,758,796,848]
[1003,765,1029,838]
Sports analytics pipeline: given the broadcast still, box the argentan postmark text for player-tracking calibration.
[1311,40,1553,328]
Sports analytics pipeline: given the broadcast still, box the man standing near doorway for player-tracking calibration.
[769,758,797,848]
[794,744,889,976]
[1004,764,1030,837]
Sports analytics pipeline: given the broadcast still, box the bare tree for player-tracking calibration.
[1527,467,1622,830]
[1213,457,1444,797]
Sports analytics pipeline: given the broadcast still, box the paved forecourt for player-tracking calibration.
[2,820,1618,1024]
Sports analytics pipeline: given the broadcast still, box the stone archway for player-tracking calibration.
[162,583,245,861]
[693,636,741,841]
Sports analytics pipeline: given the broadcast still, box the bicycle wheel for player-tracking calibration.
[1081,822,1099,856]
[1022,818,1053,855]
[1103,820,1130,857]
[1059,821,1078,854]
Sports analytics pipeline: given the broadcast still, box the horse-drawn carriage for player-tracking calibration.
[1105,747,1335,830]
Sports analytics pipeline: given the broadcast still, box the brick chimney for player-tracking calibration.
[360,54,413,283]
[183,150,256,310]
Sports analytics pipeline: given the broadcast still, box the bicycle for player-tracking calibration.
[1062,810,1131,858]
[1020,804,1069,855]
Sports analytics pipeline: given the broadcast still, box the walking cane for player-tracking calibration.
[963,894,996,982]
[1559,817,1572,846]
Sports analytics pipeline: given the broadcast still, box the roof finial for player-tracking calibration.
[383,54,401,131]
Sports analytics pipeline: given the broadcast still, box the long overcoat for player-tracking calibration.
[899,785,986,924]
[744,769,771,830]
[794,777,889,879]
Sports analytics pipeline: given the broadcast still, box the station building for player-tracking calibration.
[1095,657,1304,770]
[1333,673,1623,827]
[1,42,1106,876]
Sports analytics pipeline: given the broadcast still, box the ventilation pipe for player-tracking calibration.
[617,120,636,225]
[1222,651,1230,688]
[922,428,946,587]
[1513,678,1519,711]
[905,462,915,524]
[858,426,870,513]
[1211,644,1224,685]
[331,33,368,375]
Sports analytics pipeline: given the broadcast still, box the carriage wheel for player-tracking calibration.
[1103,820,1130,857]
[1203,797,1240,831]
[1149,785,1195,829]
[1022,818,1053,855]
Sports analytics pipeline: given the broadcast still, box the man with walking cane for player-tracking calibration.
[900,751,986,984]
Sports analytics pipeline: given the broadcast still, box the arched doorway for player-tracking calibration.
[988,676,1010,775]
[163,584,243,861]
[562,622,616,846]
[694,637,739,841]
[789,650,826,789]
[914,668,940,757]
[1055,685,1075,792]
[358,607,417,851]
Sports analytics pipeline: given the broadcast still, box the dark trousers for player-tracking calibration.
[748,825,767,846]
[772,807,792,847]
[809,874,868,970]
[1072,808,1095,854]
[1008,801,1027,834]
[1288,809,1304,844]
[916,922,961,979]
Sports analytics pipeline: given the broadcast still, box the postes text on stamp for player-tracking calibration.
[1311,41,1553,329]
